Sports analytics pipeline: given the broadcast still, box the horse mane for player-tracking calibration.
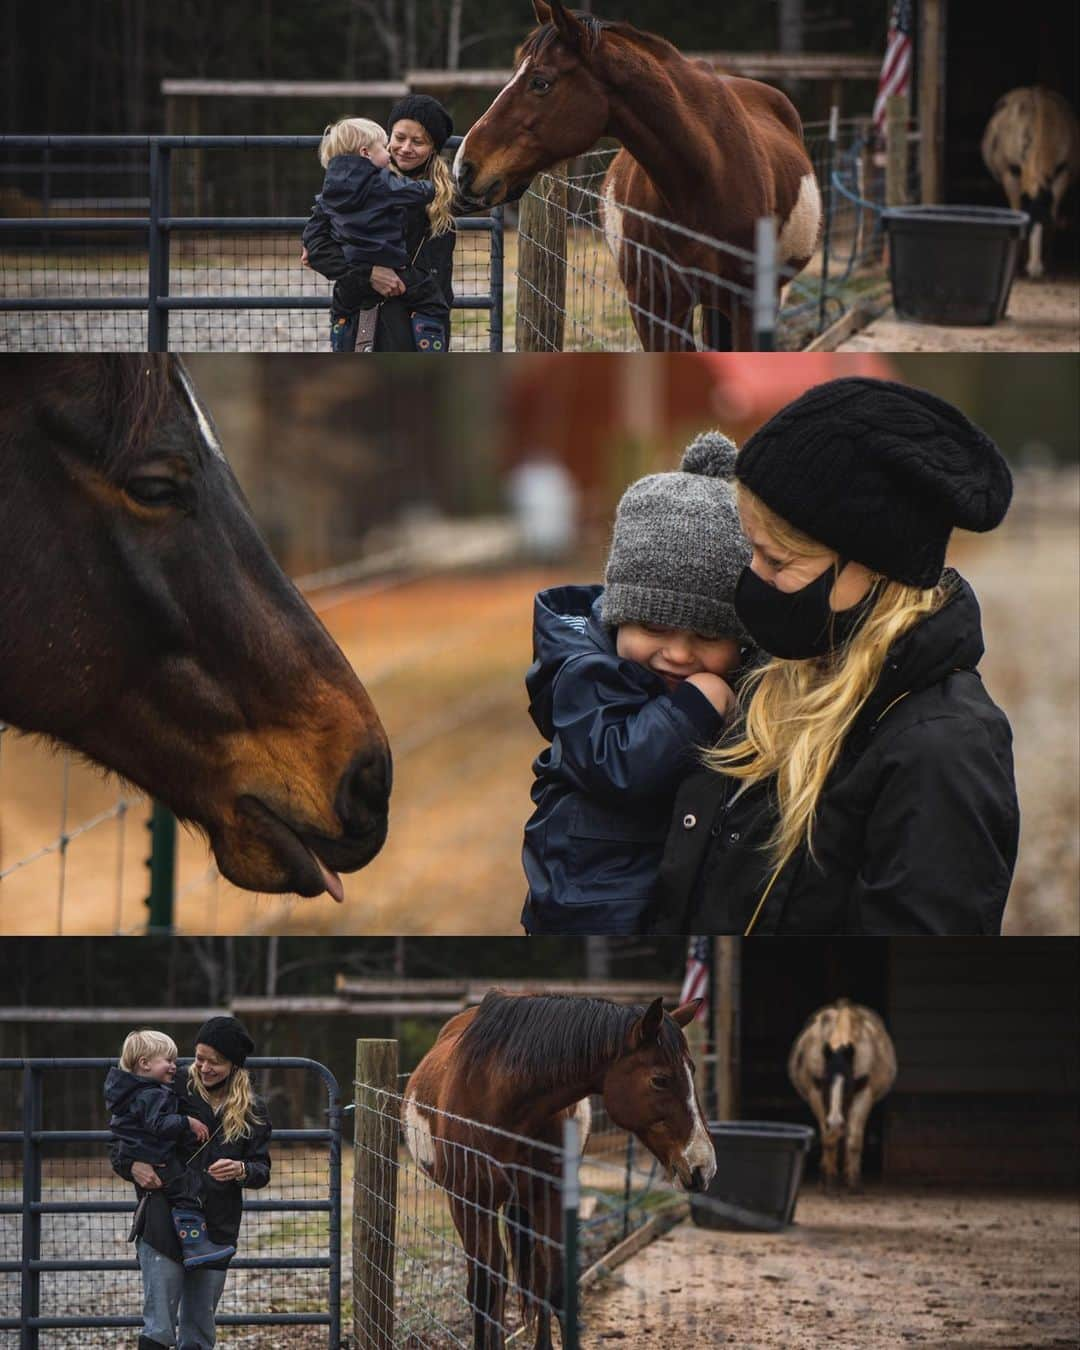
[92,355,177,474]
[519,15,678,65]
[457,991,684,1092]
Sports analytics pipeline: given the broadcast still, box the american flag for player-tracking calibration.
[873,0,914,141]
[680,936,711,1016]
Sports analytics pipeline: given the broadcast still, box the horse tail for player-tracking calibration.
[503,1201,535,1329]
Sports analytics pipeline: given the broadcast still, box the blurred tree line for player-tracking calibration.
[7,0,887,133]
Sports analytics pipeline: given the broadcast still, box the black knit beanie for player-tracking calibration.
[195,1016,255,1069]
[387,95,454,154]
[735,377,1013,588]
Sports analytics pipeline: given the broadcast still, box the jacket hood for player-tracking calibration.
[105,1066,162,1113]
[320,154,378,209]
[527,584,613,739]
[855,569,986,731]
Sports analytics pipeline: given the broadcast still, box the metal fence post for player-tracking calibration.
[146,803,176,933]
[147,139,171,351]
[562,1115,580,1350]
[489,205,505,352]
[353,1039,399,1350]
[753,217,777,352]
[817,105,839,335]
[20,1065,42,1350]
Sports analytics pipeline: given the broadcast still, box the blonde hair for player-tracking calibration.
[319,117,387,169]
[120,1030,177,1073]
[187,1064,264,1144]
[706,486,945,883]
[424,153,456,237]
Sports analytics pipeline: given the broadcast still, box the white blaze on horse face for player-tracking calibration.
[176,365,225,462]
[826,1073,846,1133]
[403,1094,435,1173]
[455,58,533,185]
[678,1060,716,1187]
[778,173,822,264]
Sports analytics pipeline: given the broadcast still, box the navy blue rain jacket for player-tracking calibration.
[314,154,435,269]
[522,585,725,935]
[105,1067,194,1167]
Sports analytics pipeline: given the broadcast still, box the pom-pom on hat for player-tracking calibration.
[387,95,454,153]
[194,1016,255,1069]
[735,377,1013,588]
[601,431,752,641]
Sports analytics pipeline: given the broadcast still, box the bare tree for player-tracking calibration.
[350,0,403,77]
[447,0,464,69]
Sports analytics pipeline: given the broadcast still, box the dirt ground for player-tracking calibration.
[583,1188,1080,1349]
[836,276,1080,353]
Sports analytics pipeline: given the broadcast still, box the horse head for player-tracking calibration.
[0,356,391,901]
[454,1,616,207]
[600,997,716,1193]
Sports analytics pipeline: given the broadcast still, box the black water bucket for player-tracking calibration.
[690,1121,815,1232]
[883,205,1030,325]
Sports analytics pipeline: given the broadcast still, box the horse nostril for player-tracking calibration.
[458,160,475,193]
[336,746,392,831]
[691,1166,706,1192]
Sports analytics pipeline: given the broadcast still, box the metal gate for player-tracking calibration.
[0,1056,343,1348]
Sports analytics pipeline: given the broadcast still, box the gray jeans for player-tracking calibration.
[137,1239,228,1349]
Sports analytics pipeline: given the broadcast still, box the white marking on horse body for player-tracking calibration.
[602,178,625,263]
[778,173,822,264]
[679,1060,716,1186]
[403,1094,435,1172]
[176,365,225,462]
[826,1074,846,1132]
[454,58,532,184]
[572,1096,592,1150]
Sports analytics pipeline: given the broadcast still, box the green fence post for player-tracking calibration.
[146,802,176,933]
[562,1115,581,1350]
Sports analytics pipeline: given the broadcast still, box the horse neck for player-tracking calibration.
[601,41,738,216]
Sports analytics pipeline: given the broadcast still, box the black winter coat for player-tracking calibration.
[523,585,725,935]
[111,1085,272,1269]
[310,153,435,269]
[650,573,1019,936]
[105,1068,195,1167]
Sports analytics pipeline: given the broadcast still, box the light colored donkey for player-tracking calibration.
[788,999,897,1191]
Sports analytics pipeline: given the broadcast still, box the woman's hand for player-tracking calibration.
[131,1161,162,1189]
[370,265,406,297]
[207,1158,245,1183]
[686,672,737,719]
[187,1116,209,1142]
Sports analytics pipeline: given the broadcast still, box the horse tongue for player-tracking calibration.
[312,855,345,903]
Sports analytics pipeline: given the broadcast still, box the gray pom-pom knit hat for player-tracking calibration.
[601,432,752,641]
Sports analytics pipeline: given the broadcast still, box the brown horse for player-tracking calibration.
[455,0,820,351]
[403,990,715,1349]
[0,355,391,900]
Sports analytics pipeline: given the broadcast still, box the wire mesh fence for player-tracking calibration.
[0,137,503,353]
[0,1057,342,1348]
[510,115,922,353]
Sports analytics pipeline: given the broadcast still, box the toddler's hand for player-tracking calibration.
[188,1117,209,1143]
[300,246,311,269]
[685,672,736,718]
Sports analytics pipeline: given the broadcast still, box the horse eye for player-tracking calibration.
[650,1075,673,1091]
[126,476,181,507]
[529,76,552,93]
[1008,163,1022,176]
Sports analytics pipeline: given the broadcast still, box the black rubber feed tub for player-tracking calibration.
[690,1121,815,1232]
[883,205,1029,326]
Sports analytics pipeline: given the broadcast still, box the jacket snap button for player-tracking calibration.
[729,830,741,842]
[682,813,697,829]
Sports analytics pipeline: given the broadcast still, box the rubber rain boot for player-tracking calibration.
[171,1208,236,1269]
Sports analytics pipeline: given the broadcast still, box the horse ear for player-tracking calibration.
[532,0,553,23]
[670,999,703,1028]
[631,997,666,1048]
[548,0,587,51]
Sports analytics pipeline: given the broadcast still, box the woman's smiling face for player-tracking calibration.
[389,118,435,172]
[738,499,873,610]
[194,1042,232,1090]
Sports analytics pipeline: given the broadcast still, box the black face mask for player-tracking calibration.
[733,560,875,660]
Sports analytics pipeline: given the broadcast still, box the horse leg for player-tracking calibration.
[806,1086,840,1191]
[843,1086,874,1191]
[621,245,696,352]
[524,1174,565,1350]
[449,1193,509,1350]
